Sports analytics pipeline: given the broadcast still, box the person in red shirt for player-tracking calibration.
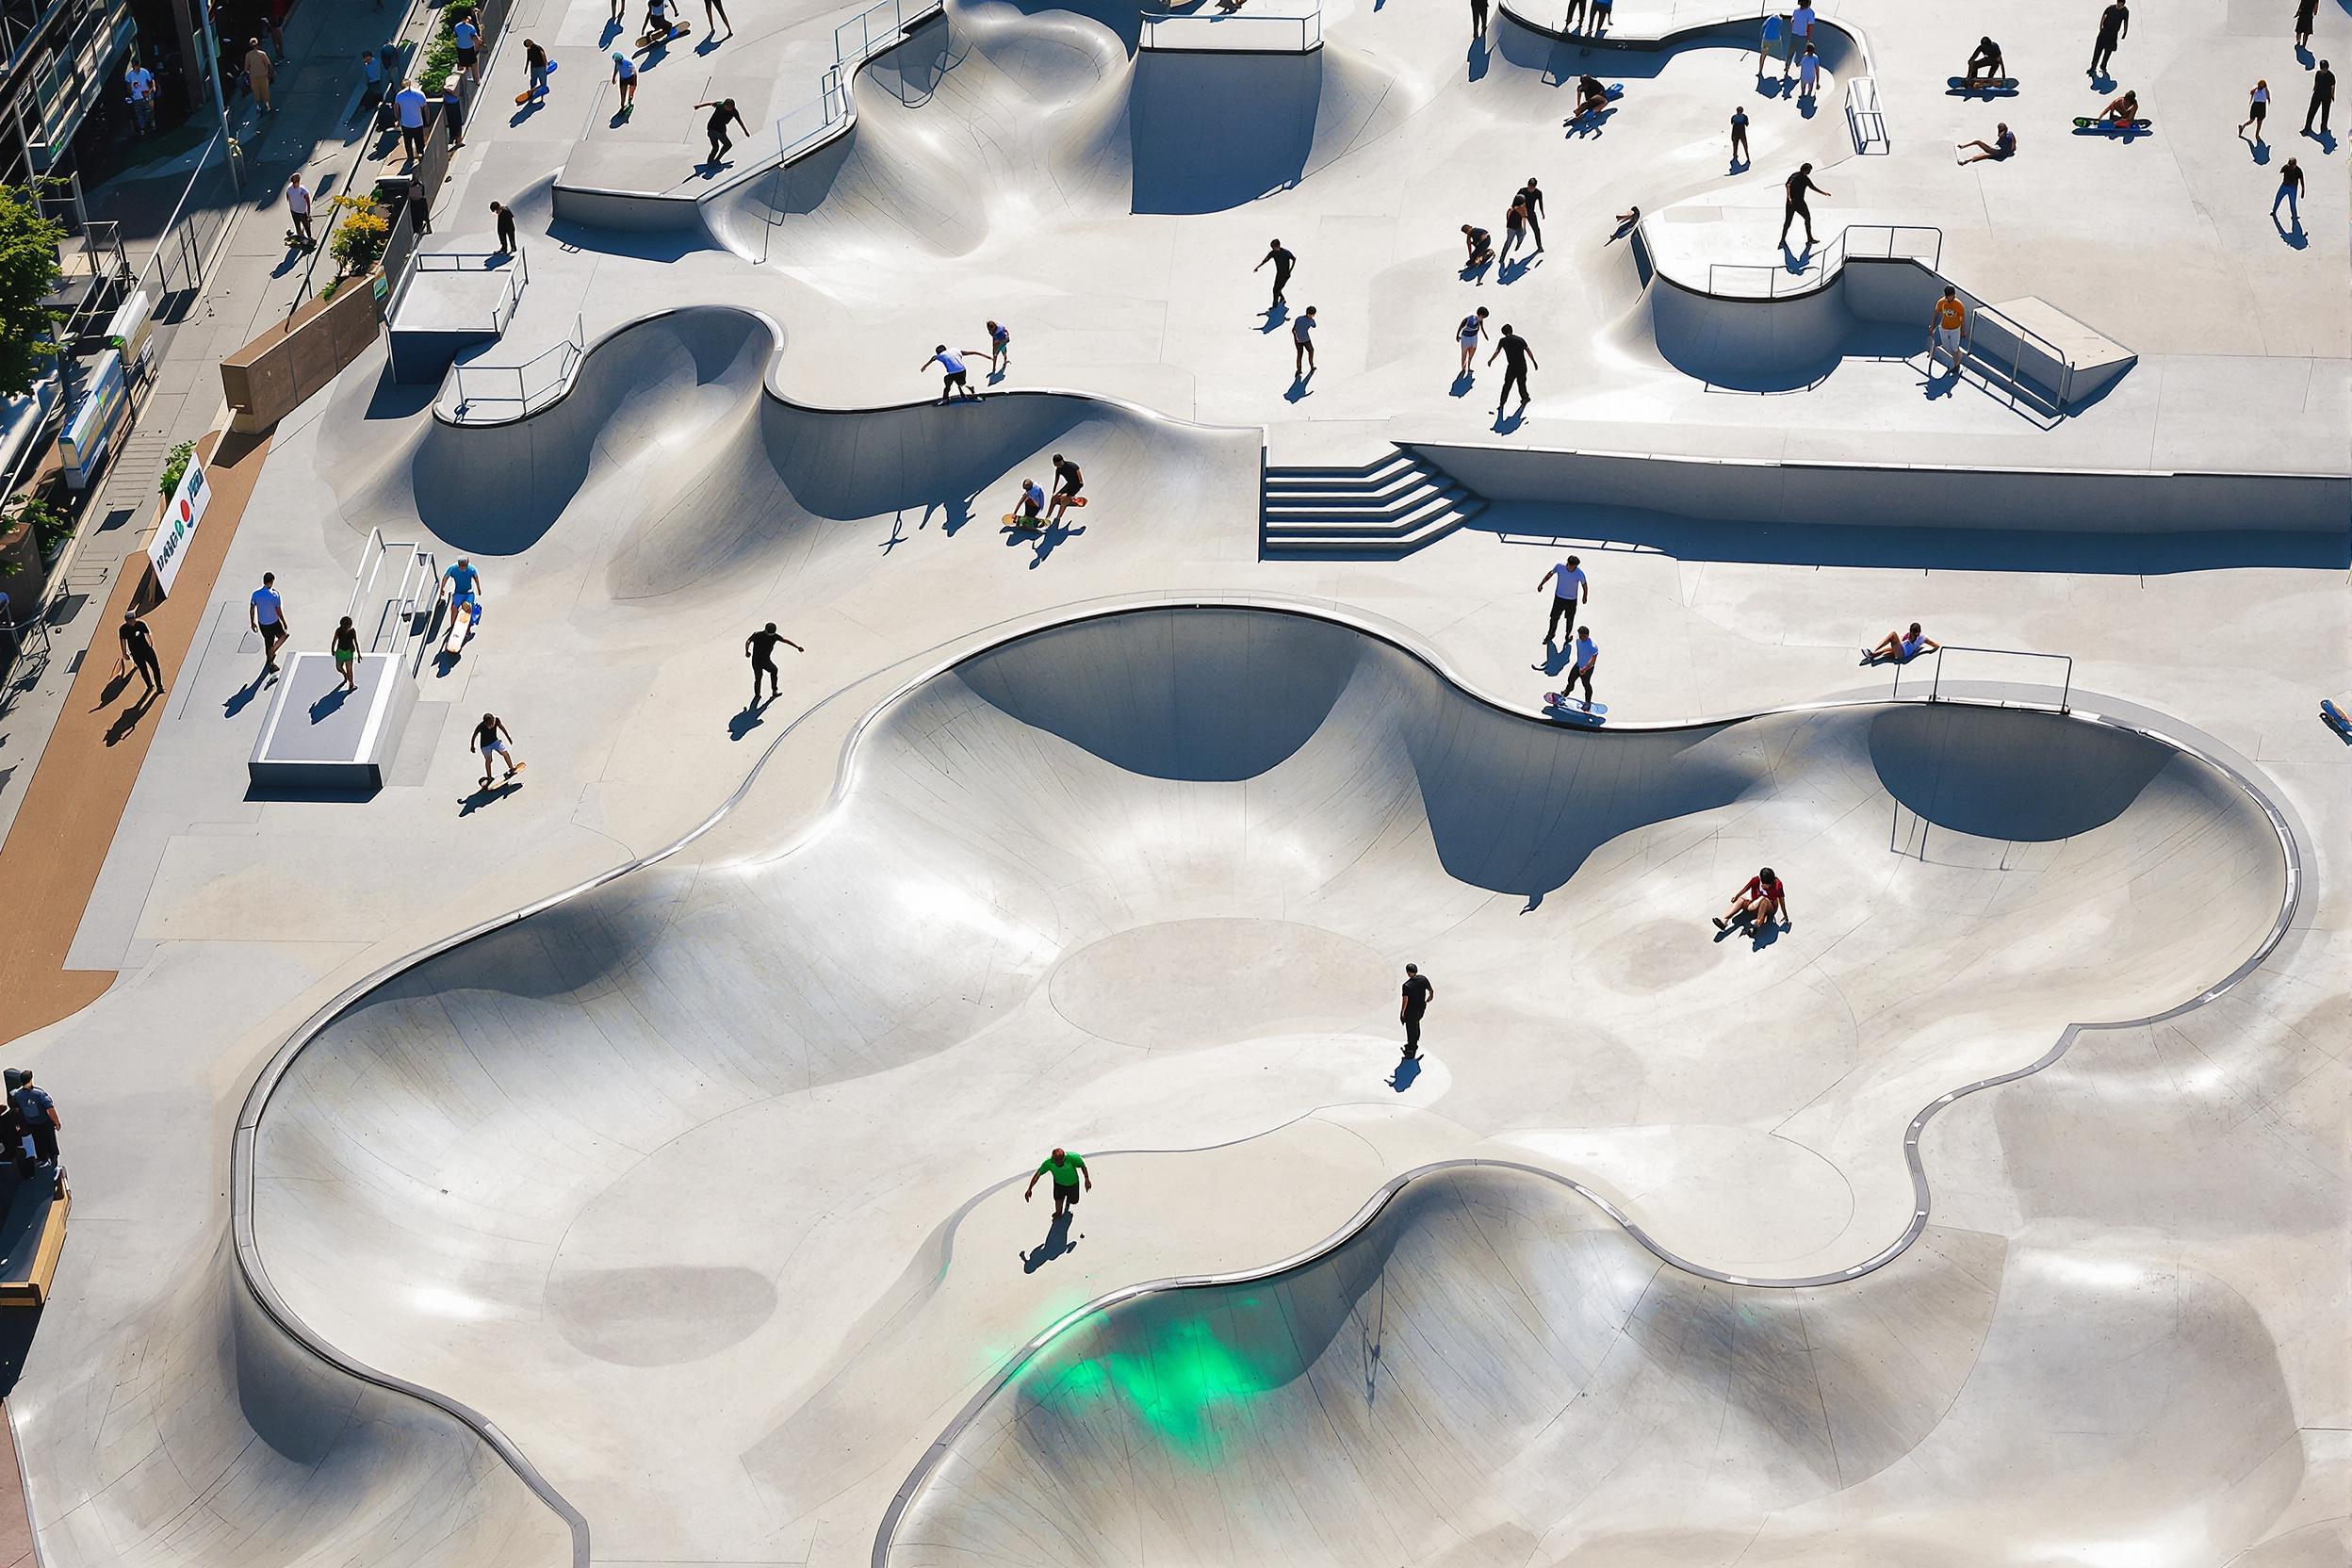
[1714,867,1790,932]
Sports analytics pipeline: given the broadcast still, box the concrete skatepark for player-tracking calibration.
[3,1,2346,1566]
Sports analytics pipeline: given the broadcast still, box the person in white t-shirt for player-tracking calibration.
[394,80,430,161]
[124,62,156,133]
[1537,554,1588,644]
[285,173,315,249]
[1455,306,1489,377]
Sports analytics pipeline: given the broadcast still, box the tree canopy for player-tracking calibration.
[0,186,64,398]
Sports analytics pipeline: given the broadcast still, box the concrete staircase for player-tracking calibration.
[1260,449,1488,555]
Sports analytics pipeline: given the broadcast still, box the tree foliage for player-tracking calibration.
[0,186,63,398]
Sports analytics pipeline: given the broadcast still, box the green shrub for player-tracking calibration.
[327,194,389,275]
[157,438,195,498]
[418,8,474,96]
[6,492,71,563]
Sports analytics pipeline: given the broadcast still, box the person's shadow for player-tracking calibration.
[222,669,268,718]
[1493,403,1526,433]
[510,97,543,128]
[1261,301,1288,335]
[728,698,769,741]
[308,686,351,723]
[1449,368,1474,398]
[1468,39,1489,84]
[2275,212,2309,248]
[457,776,524,815]
[1498,254,1539,285]
[2305,127,2339,154]
[1387,1054,1422,1092]
[1284,369,1315,402]
[1021,1210,1078,1272]
[1532,642,1573,677]
[699,157,734,179]
[2247,136,2272,166]
[1460,255,1494,283]
[104,690,155,746]
[600,17,623,45]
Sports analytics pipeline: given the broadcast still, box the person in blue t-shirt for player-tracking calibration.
[444,558,484,623]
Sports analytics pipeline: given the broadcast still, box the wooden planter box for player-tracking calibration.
[220,267,389,433]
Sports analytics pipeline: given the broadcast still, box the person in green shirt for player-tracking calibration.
[1023,1148,1091,1217]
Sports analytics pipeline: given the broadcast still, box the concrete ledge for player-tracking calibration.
[1405,440,2352,535]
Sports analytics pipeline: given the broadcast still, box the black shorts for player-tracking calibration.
[457,46,477,66]
[944,370,968,387]
[1055,480,1083,500]
[1054,1182,1080,1204]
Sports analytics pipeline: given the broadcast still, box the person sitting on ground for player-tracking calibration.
[1862,622,1939,663]
[1576,74,1610,117]
[1959,122,2017,162]
[1714,867,1791,932]
[1462,223,1494,266]
[2103,89,2140,126]
[1011,478,1045,524]
[1965,37,2004,86]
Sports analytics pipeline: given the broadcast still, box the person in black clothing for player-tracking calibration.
[1048,453,1084,522]
[695,97,748,166]
[1462,223,1494,267]
[1470,0,1487,39]
[490,200,518,254]
[1255,238,1295,307]
[2090,0,2127,78]
[1965,37,2004,86]
[2306,59,2334,136]
[409,176,432,235]
[8,1070,60,1193]
[744,621,804,705]
[1518,177,1545,251]
[1780,162,1827,246]
[1488,323,1536,414]
[2293,0,2316,52]
[1730,105,1751,166]
[117,608,163,695]
[1398,963,1434,1058]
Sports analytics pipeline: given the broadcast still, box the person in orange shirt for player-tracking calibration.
[1929,286,1968,381]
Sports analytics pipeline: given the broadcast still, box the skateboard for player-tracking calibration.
[443,598,478,657]
[1564,82,1625,122]
[1543,694,1608,725]
[2075,116,2150,131]
[616,101,634,122]
[1947,75,2017,94]
[637,21,690,49]
[2323,699,2349,734]
[282,229,317,251]
[1002,514,1043,531]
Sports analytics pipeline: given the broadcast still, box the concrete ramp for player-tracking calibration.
[1128,41,1406,214]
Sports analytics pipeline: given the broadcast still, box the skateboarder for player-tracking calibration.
[1964,37,2004,88]
[491,201,519,254]
[744,621,804,704]
[1730,104,1751,165]
[985,319,1010,375]
[285,173,315,250]
[695,97,749,166]
[332,616,360,693]
[1456,305,1489,376]
[2090,0,2128,78]
[1399,962,1433,1057]
[443,557,484,630]
[1780,162,1828,247]
[1048,453,1084,522]
[1928,286,1968,379]
[1959,123,2017,163]
[610,53,640,114]
[1538,553,1588,643]
[1518,178,1545,251]
[920,344,981,402]
[250,572,289,674]
[472,712,524,789]
[1489,323,1535,414]
[1023,1147,1091,1217]
[1256,238,1295,307]
[1292,305,1317,376]
[1862,622,1938,663]
[2305,60,2333,136]
[1714,868,1790,932]
[117,608,163,695]
[1560,626,1598,706]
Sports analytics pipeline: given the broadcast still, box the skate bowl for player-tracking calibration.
[239,603,2295,1564]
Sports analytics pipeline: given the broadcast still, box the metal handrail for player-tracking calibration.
[1704,223,1938,298]
[1139,8,1322,50]
[1892,644,2074,713]
[345,527,440,660]
[1842,74,1887,154]
[449,313,583,419]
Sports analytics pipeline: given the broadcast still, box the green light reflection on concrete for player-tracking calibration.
[1028,1296,1293,1465]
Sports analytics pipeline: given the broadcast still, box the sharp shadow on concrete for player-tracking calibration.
[457,777,526,815]
[1021,1210,1078,1272]
[1387,1054,1422,1092]
[1470,502,2352,574]
[1262,301,1289,335]
[729,699,771,742]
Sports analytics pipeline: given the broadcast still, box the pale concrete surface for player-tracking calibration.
[1,0,2344,1566]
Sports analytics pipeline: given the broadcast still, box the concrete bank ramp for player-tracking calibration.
[246,607,2291,1563]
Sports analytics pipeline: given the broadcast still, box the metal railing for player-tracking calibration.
[1139,8,1322,51]
[1843,74,1887,154]
[346,527,441,668]
[449,314,583,420]
[410,246,531,335]
[1960,299,2078,414]
[1891,645,2073,713]
[1705,222,1940,298]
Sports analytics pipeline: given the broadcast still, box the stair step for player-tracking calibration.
[1265,506,1485,555]
[1266,495,1484,540]
[1263,453,1418,482]
[1264,474,1458,508]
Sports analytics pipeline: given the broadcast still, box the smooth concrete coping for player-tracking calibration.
[1987,297,2132,375]
[1139,2,1321,54]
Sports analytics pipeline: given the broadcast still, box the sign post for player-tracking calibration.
[147,449,210,599]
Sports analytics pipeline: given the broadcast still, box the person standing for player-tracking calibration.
[1560,626,1599,708]
[1292,305,1317,377]
[2293,0,2316,52]
[125,57,157,133]
[705,0,734,39]
[695,97,749,167]
[266,13,288,64]
[1929,286,1968,380]
[1730,103,1751,166]
[1538,553,1588,644]
[2274,156,2306,224]
[1758,11,1786,78]
[522,39,549,98]
[332,616,360,693]
[1456,305,1489,376]
[8,1071,60,1193]
[2090,0,2128,79]
[1489,322,1535,414]
[1499,197,1529,266]
[744,621,803,704]
[250,572,290,675]
[610,53,640,113]
[285,172,315,249]
[985,319,1010,375]
[2240,79,2270,142]
[1796,41,1821,102]
[491,200,519,254]
[244,40,275,114]
[1256,238,1296,308]
[1780,162,1828,247]
[1398,963,1433,1058]
[2305,59,2334,136]
[1023,1147,1091,1217]
[395,78,430,161]
[361,49,386,108]
[1788,1,1815,65]
[1470,0,1488,41]
[920,344,981,402]
[452,12,482,82]
[117,608,163,696]
[1518,177,1545,251]
[472,712,525,788]
[1563,0,1588,32]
